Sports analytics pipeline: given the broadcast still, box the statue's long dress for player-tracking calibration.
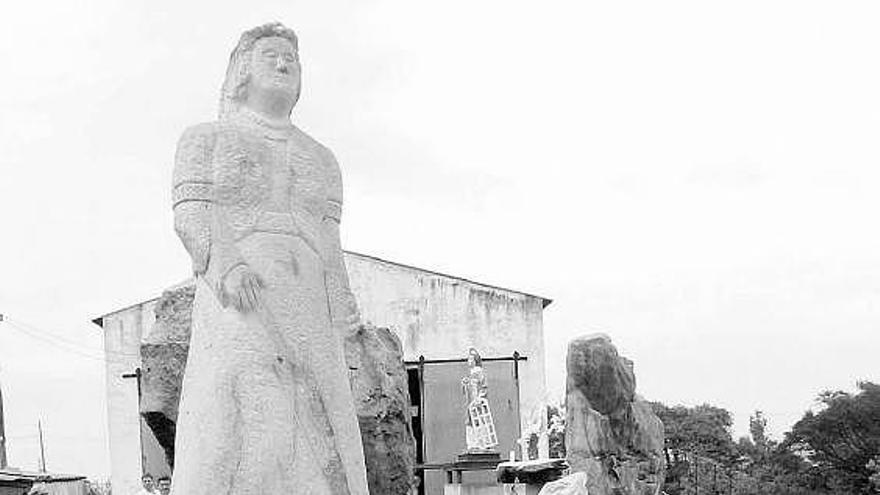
[170,114,368,495]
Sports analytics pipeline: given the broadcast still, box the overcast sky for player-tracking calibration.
[1,0,879,480]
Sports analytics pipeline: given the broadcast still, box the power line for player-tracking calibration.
[5,315,139,359]
[0,317,138,364]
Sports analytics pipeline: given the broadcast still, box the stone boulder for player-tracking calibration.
[139,283,416,494]
[140,284,194,469]
[346,324,416,495]
[565,334,665,495]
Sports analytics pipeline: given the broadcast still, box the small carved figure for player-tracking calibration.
[461,347,499,452]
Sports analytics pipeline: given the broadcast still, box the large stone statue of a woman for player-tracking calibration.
[170,23,368,495]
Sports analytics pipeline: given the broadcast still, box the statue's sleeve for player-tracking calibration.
[172,124,215,277]
[321,147,361,340]
[173,124,249,305]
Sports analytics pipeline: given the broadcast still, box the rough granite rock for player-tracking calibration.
[139,284,415,493]
[140,285,195,469]
[565,334,665,495]
[346,324,416,495]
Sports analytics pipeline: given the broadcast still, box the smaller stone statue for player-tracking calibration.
[461,347,498,452]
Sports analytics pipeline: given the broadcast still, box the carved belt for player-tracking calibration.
[249,211,323,258]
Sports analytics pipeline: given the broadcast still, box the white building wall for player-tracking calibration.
[345,253,547,435]
[98,253,548,492]
[101,301,157,495]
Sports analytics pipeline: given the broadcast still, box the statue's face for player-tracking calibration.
[247,36,301,101]
[468,350,478,367]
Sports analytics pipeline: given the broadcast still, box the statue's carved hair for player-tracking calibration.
[219,22,299,119]
[467,347,483,367]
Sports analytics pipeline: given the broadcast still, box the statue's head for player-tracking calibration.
[467,347,483,368]
[220,22,301,119]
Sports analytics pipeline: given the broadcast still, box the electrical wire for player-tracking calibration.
[0,316,139,364]
[5,316,139,359]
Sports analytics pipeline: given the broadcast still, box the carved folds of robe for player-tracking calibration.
[170,111,368,495]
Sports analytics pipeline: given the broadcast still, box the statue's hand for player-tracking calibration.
[220,264,265,313]
[340,309,360,332]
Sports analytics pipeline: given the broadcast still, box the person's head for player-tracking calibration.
[141,474,154,491]
[157,476,171,495]
[220,22,301,119]
[467,347,482,368]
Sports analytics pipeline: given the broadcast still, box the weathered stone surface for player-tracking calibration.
[537,472,589,495]
[565,334,665,495]
[140,291,415,493]
[140,285,194,469]
[346,324,416,495]
[169,22,368,495]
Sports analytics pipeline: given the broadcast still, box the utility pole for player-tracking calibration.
[122,368,144,470]
[0,376,7,469]
[713,463,717,494]
[0,314,7,469]
[37,419,46,472]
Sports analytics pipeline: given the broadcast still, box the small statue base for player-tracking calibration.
[445,451,504,488]
[456,451,501,464]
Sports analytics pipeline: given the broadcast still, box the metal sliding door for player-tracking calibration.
[419,358,521,495]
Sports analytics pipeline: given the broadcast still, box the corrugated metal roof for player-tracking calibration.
[0,470,85,483]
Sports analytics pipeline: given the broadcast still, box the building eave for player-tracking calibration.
[91,251,553,326]
[344,251,553,308]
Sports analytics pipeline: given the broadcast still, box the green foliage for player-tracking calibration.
[650,402,740,494]
[651,402,739,467]
[649,402,852,495]
[596,382,880,494]
[749,410,769,452]
[783,381,880,494]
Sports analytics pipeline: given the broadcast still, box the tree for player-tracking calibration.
[750,410,770,452]
[651,402,739,466]
[651,402,740,494]
[783,381,880,494]
[649,384,880,495]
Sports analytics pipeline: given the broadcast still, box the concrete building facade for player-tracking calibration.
[95,252,550,495]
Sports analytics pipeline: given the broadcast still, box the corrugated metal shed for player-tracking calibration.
[0,470,86,495]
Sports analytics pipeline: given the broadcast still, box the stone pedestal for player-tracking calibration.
[443,453,504,495]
